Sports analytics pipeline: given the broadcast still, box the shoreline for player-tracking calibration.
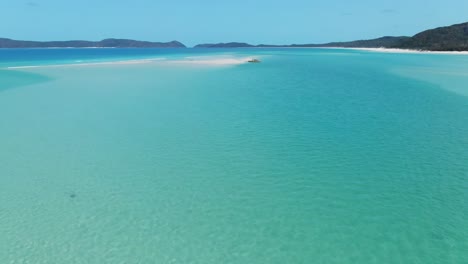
[6,46,468,70]
[336,47,468,55]
[3,46,468,54]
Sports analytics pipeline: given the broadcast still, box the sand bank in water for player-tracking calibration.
[5,56,255,69]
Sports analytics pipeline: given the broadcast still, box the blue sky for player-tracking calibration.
[1,0,467,46]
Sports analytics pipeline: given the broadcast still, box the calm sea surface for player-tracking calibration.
[0,48,467,263]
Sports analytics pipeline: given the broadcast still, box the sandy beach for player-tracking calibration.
[343,47,468,55]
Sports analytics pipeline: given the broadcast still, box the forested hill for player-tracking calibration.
[396,22,468,51]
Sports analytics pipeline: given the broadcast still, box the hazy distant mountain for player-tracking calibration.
[397,22,468,51]
[307,36,410,48]
[194,22,468,51]
[3,21,468,51]
[0,38,186,48]
[194,37,409,49]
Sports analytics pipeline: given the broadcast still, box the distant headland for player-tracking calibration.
[1,22,467,51]
[0,38,186,48]
[195,22,468,51]
[193,36,409,49]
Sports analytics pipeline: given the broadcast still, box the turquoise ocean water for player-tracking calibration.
[0,48,467,263]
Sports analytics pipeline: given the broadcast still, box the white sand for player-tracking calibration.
[167,57,253,65]
[5,57,255,69]
[340,47,468,55]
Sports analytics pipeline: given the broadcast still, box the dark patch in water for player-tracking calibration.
[69,193,77,199]
[431,232,444,241]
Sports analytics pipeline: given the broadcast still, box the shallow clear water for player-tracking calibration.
[0,48,467,263]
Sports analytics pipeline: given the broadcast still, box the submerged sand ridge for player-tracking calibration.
[4,56,259,69]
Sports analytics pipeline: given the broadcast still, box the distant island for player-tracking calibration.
[194,22,468,51]
[194,36,409,49]
[0,38,186,48]
[1,22,467,51]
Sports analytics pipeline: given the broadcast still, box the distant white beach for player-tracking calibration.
[342,47,468,55]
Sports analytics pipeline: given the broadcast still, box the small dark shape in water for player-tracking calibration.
[248,59,261,63]
[431,232,444,240]
[69,193,77,199]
